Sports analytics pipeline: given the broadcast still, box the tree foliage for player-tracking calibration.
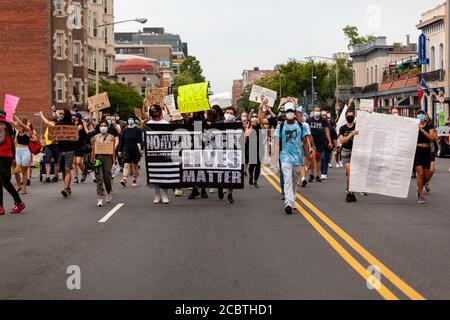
[343,25,376,50]
[88,81,143,117]
[173,56,207,98]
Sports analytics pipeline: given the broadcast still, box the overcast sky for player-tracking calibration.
[115,0,444,93]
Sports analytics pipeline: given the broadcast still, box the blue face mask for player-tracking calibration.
[128,119,135,126]
[418,115,426,122]
[107,120,112,126]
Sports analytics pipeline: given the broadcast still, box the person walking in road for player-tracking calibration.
[92,120,115,207]
[119,116,143,188]
[73,113,88,184]
[339,109,359,203]
[414,110,436,205]
[13,116,36,194]
[275,103,310,214]
[245,111,263,188]
[0,109,26,215]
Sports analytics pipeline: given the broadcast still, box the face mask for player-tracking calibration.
[224,114,235,121]
[314,112,321,118]
[251,117,258,124]
[241,116,248,122]
[128,119,135,126]
[418,115,426,122]
[116,117,120,121]
[393,113,399,117]
[286,113,296,121]
[107,120,112,126]
[57,115,64,121]
[100,127,108,134]
[346,116,355,123]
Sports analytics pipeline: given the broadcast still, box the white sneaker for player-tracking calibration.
[336,164,340,168]
[106,193,112,204]
[161,193,170,204]
[97,198,104,207]
[321,175,328,180]
[209,188,216,194]
[329,163,332,168]
[153,196,162,204]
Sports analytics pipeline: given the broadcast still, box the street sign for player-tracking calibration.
[418,34,429,65]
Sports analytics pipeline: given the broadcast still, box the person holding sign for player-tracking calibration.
[91,120,116,207]
[40,109,77,198]
[0,109,26,215]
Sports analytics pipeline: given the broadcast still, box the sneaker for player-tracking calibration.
[201,189,209,199]
[93,179,97,184]
[27,179,31,186]
[280,193,285,201]
[0,207,5,216]
[68,188,72,196]
[218,188,225,200]
[308,175,315,183]
[316,176,322,183]
[52,176,58,183]
[285,206,293,215]
[174,189,184,197]
[360,192,369,197]
[44,177,51,184]
[252,182,260,189]
[153,196,162,204]
[61,189,69,198]
[350,194,358,202]
[320,175,328,180]
[132,179,138,187]
[120,179,127,187]
[161,193,170,204]
[329,163,332,168]
[11,203,26,215]
[301,179,308,188]
[209,188,216,194]
[346,194,353,203]
[74,177,79,184]
[97,198,104,207]
[106,193,112,204]
[227,194,234,204]
[249,176,254,186]
[81,173,87,183]
[336,164,340,169]
[189,188,200,200]
[418,197,427,205]
[424,183,431,194]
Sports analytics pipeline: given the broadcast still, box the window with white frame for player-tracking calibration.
[55,32,64,58]
[73,42,81,65]
[56,75,65,102]
[73,79,83,104]
[55,0,63,16]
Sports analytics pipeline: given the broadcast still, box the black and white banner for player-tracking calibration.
[144,123,244,189]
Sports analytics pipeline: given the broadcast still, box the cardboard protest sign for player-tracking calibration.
[88,92,110,112]
[95,140,115,155]
[134,108,143,120]
[209,92,232,109]
[4,94,20,122]
[48,125,79,141]
[177,82,211,114]
[145,87,168,107]
[359,99,374,112]
[249,85,278,107]
[164,94,183,120]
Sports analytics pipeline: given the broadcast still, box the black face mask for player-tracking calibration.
[346,116,355,123]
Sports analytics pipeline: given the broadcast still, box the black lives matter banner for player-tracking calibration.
[144,123,244,189]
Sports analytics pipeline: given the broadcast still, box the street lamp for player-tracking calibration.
[95,18,148,95]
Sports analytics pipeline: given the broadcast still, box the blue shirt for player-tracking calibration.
[275,121,308,165]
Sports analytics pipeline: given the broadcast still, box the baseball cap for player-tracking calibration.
[284,102,296,112]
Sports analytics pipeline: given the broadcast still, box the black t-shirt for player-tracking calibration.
[75,125,87,148]
[417,122,434,145]
[307,117,329,145]
[339,124,356,150]
[56,123,76,152]
[119,126,143,152]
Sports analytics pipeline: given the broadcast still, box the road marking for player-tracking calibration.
[261,165,425,300]
[260,170,399,300]
[99,203,124,223]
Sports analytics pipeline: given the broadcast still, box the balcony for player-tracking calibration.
[420,69,445,83]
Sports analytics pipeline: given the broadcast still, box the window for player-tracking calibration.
[439,43,444,70]
[55,32,64,58]
[93,17,98,37]
[375,65,378,83]
[105,57,110,74]
[73,42,81,65]
[430,46,436,71]
[55,0,63,16]
[73,79,82,104]
[56,76,65,102]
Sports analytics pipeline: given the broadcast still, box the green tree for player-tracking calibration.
[343,25,376,50]
[173,55,207,98]
[89,81,143,117]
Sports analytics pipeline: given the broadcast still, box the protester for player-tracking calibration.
[92,120,115,207]
[274,103,310,214]
[425,114,438,194]
[188,111,208,200]
[245,111,262,188]
[73,113,88,184]
[0,109,26,215]
[42,118,60,183]
[40,108,76,198]
[296,107,314,188]
[306,106,333,183]
[319,111,333,180]
[207,106,225,194]
[147,105,170,204]
[13,116,36,194]
[339,109,359,203]
[119,115,143,188]
[414,110,436,204]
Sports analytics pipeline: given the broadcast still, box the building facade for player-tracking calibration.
[232,80,244,108]
[242,67,274,89]
[417,2,448,123]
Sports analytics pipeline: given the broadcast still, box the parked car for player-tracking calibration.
[437,123,450,158]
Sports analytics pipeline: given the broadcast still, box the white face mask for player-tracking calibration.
[100,127,108,134]
[224,114,235,121]
[286,113,296,121]
[241,116,248,122]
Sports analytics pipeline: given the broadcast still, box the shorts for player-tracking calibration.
[59,151,75,170]
[414,147,432,170]
[315,145,324,155]
[123,148,141,165]
[15,147,31,167]
[430,151,436,162]
[341,148,352,166]
[75,145,85,158]
[44,144,59,164]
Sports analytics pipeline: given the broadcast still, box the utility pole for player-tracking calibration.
[446,0,450,118]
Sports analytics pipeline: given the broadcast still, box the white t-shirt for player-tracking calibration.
[147,119,169,124]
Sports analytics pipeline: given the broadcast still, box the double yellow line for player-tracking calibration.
[261,164,425,301]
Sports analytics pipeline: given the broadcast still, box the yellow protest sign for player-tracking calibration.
[177,82,210,114]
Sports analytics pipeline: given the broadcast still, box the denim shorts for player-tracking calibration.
[59,151,75,170]
[15,147,32,167]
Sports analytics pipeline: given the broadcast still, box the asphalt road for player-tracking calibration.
[0,159,449,300]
